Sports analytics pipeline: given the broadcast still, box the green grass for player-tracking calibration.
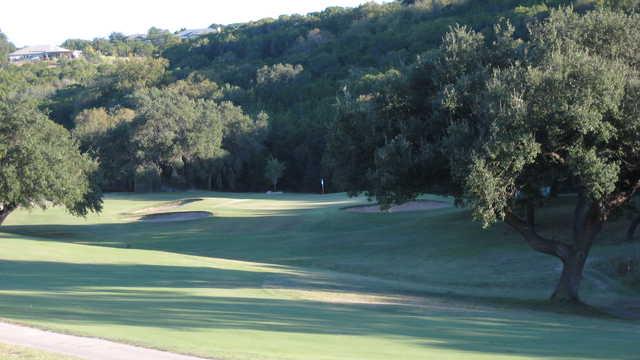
[0,343,78,360]
[0,192,638,360]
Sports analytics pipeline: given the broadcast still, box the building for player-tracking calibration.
[8,45,77,63]
[176,27,221,40]
[125,34,146,41]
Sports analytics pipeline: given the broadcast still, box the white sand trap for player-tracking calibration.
[138,211,212,223]
[133,198,204,214]
[346,200,451,213]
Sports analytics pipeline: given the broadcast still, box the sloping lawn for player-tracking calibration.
[0,192,638,360]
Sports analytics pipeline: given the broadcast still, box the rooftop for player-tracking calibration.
[10,45,73,56]
[176,28,219,39]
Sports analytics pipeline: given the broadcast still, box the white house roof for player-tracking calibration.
[10,45,73,56]
[176,28,219,39]
[125,34,146,41]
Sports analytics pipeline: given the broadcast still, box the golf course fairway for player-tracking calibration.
[0,192,638,360]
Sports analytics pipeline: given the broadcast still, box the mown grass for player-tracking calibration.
[0,192,638,360]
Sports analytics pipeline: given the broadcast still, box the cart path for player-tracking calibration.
[0,321,213,360]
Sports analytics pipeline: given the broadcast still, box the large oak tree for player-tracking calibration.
[465,8,640,302]
[328,8,640,303]
[0,99,102,225]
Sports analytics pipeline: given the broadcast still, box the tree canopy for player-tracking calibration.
[265,157,286,191]
[2,0,598,194]
[0,98,102,225]
[132,86,226,189]
[327,7,640,302]
[0,29,15,66]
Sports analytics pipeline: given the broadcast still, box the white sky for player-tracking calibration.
[1,0,386,47]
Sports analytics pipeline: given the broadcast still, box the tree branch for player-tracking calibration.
[606,179,640,213]
[505,209,572,261]
[0,203,16,226]
[543,152,566,164]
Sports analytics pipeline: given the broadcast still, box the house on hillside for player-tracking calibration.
[125,34,146,41]
[8,45,79,63]
[176,27,221,40]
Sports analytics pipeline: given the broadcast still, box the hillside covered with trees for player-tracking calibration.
[4,0,610,194]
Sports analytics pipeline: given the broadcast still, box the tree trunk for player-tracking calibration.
[550,195,601,303]
[626,214,640,242]
[0,205,16,226]
[505,195,602,304]
[551,250,588,303]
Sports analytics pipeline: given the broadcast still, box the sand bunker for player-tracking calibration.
[346,200,451,213]
[138,211,212,223]
[133,198,204,215]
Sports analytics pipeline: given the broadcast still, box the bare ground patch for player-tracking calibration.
[345,200,451,213]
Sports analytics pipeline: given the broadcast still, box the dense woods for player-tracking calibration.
[3,0,597,194]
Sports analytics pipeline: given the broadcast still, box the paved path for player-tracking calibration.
[0,321,212,360]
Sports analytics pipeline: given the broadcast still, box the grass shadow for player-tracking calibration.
[0,259,636,359]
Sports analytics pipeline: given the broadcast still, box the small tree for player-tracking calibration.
[0,100,102,225]
[0,29,15,66]
[265,157,286,192]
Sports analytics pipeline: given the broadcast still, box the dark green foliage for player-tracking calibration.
[160,0,582,191]
[131,86,226,190]
[46,58,167,128]
[0,29,15,66]
[328,6,640,302]
[0,98,102,224]
[597,0,640,10]
[73,107,136,191]
[6,0,593,194]
[265,156,286,191]
[66,77,267,192]
[465,8,640,302]
[327,20,523,205]
[210,105,268,191]
[62,27,176,58]
[105,58,169,96]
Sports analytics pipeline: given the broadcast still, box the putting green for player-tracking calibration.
[0,192,638,360]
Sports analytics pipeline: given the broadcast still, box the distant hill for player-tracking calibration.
[15,0,601,193]
[161,0,588,191]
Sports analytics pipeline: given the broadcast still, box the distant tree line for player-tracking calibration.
[62,27,180,58]
[5,0,598,194]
